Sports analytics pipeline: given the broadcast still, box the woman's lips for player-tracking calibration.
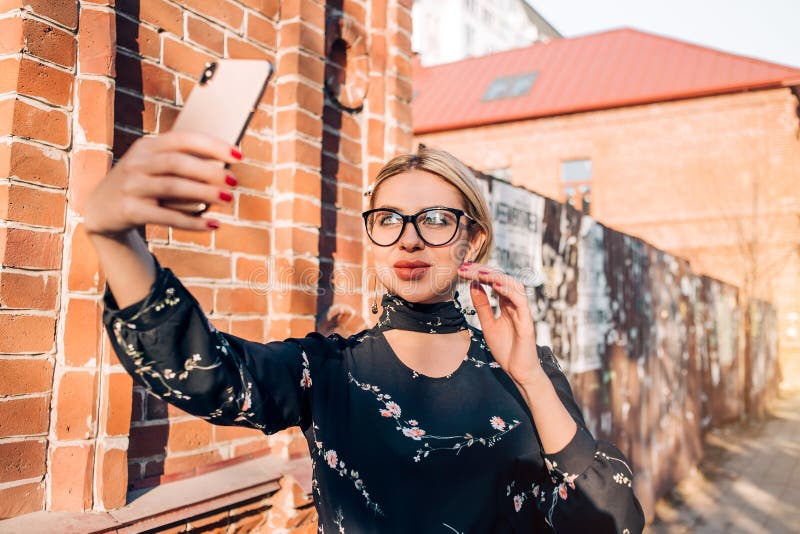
[393,262,430,281]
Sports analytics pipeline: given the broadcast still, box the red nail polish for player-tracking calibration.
[231,148,243,160]
[225,174,238,186]
[479,270,489,275]
[219,191,233,202]
[463,260,473,265]
[494,282,502,287]
[206,219,219,229]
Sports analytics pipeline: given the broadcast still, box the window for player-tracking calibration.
[481,72,538,101]
[561,159,592,214]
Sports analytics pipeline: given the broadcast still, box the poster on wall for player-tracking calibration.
[573,217,611,373]
[488,180,545,309]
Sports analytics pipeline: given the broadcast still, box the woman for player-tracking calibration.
[85,132,645,533]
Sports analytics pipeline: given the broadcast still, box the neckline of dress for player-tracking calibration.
[377,327,477,382]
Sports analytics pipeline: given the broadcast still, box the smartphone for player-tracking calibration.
[161,59,274,214]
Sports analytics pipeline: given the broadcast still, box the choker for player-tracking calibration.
[374,291,471,334]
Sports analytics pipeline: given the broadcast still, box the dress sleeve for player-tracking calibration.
[532,345,646,534]
[101,253,342,434]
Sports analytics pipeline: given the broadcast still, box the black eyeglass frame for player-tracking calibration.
[361,207,477,247]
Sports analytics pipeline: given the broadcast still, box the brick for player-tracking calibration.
[273,226,317,256]
[23,18,76,69]
[186,13,225,55]
[275,109,323,139]
[157,104,179,133]
[76,78,114,144]
[280,0,324,30]
[0,395,49,437]
[118,0,183,37]
[184,284,214,311]
[171,227,212,247]
[175,0,244,31]
[245,11,277,51]
[239,0,279,20]
[367,118,384,157]
[63,298,102,366]
[1,141,69,188]
[0,227,62,270]
[67,224,102,292]
[275,167,321,198]
[275,196,320,227]
[68,148,112,216]
[371,0,387,30]
[276,80,323,113]
[4,98,70,148]
[321,153,360,186]
[13,56,75,107]
[240,133,273,163]
[215,286,267,314]
[163,34,216,77]
[152,246,231,279]
[0,182,66,228]
[0,314,55,353]
[77,7,115,76]
[0,439,46,483]
[276,138,320,167]
[214,224,270,255]
[97,373,132,437]
[0,358,53,396]
[96,446,126,509]
[238,192,272,223]
[116,12,160,60]
[229,161,272,191]
[226,34,273,61]
[234,256,269,284]
[213,423,261,442]
[54,371,98,440]
[163,449,222,476]
[0,480,45,519]
[276,50,324,83]
[128,423,169,458]
[167,419,213,453]
[114,91,157,133]
[116,53,176,102]
[0,270,59,310]
[228,317,266,340]
[0,17,24,55]
[49,443,94,512]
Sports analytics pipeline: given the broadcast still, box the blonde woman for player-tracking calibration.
[85,132,645,533]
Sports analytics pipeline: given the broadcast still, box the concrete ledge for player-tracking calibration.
[0,456,312,534]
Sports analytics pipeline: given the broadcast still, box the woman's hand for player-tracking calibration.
[83,131,242,236]
[457,262,546,387]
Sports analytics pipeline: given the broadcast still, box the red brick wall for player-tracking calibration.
[416,87,800,384]
[0,0,413,519]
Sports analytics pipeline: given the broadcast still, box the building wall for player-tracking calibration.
[416,87,800,385]
[411,0,554,66]
[0,0,413,520]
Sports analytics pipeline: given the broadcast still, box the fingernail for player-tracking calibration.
[225,174,238,186]
[494,281,502,287]
[463,260,472,265]
[479,270,489,275]
[470,281,480,289]
[458,265,468,271]
[219,191,233,202]
[206,219,220,229]
[231,148,243,160]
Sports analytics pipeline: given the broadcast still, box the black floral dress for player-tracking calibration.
[102,255,645,533]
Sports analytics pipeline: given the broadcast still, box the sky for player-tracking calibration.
[528,0,800,69]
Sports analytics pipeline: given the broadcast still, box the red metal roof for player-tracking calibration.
[412,28,800,134]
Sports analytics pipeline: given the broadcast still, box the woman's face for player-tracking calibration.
[367,170,485,304]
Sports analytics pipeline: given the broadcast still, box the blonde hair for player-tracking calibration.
[367,147,494,263]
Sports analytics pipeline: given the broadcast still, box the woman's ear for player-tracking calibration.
[468,226,487,261]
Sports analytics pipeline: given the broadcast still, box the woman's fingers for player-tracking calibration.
[126,175,234,207]
[469,280,496,330]
[145,152,232,187]
[123,199,220,232]
[458,263,528,308]
[151,130,241,165]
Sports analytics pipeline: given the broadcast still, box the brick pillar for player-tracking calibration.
[0,1,78,518]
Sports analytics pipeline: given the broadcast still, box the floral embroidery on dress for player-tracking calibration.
[311,423,383,516]
[348,371,521,462]
[506,480,541,512]
[300,350,312,389]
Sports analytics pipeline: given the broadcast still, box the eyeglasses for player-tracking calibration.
[361,207,476,247]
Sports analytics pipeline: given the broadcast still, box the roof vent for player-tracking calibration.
[482,72,539,101]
